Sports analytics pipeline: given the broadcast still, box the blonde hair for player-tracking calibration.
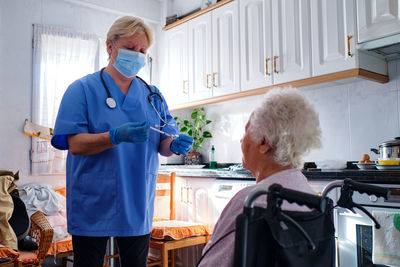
[249,87,322,168]
[107,16,154,47]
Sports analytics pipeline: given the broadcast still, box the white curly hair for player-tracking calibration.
[249,87,322,168]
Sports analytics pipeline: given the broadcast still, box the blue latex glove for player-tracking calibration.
[109,121,150,145]
[170,134,194,155]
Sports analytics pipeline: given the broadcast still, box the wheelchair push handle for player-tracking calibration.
[244,184,327,213]
[343,178,389,199]
[269,184,328,213]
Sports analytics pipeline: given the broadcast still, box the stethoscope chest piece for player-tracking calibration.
[106,97,117,109]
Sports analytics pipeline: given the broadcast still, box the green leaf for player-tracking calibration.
[203,131,212,138]
[194,119,200,128]
[174,106,212,151]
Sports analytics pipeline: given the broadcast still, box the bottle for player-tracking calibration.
[209,145,217,169]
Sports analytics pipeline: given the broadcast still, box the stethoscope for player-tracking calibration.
[99,68,178,138]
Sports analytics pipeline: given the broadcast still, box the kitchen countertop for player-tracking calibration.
[303,169,400,184]
[158,166,400,184]
[158,167,255,180]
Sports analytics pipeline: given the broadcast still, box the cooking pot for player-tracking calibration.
[371,137,400,161]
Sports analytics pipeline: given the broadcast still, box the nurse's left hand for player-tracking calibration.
[170,134,194,155]
[109,121,150,145]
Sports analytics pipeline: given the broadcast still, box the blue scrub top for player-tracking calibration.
[51,71,178,237]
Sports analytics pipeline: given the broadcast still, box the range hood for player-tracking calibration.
[358,34,400,61]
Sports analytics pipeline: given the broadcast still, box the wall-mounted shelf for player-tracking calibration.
[169,68,389,111]
[163,0,234,31]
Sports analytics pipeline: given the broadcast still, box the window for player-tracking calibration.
[30,24,107,174]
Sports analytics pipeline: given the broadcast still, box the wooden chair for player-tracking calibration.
[147,172,211,267]
[103,172,211,267]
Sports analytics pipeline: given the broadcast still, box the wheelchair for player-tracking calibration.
[232,178,390,267]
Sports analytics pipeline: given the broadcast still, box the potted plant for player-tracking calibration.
[174,107,212,165]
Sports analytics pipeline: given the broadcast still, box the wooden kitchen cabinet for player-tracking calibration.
[188,13,213,101]
[310,0,387,76]
[270,0,312,84]
[163,0,389,110]
[240,0,312,91]
[239,0,272,90]
[357,0,400,43]
[211,1,240,97]
[310,0,357,76]
[174,177,216,230]
[164,23,189,106]
[167,1,240,103]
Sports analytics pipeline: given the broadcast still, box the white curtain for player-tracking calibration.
[31,24,102,175]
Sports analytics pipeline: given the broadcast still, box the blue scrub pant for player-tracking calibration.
[72,234,150,267]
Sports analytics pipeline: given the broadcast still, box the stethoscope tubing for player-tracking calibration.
[99,67,176,136]
[100,67,159,107]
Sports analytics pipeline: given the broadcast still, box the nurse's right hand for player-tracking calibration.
[109,121,150,145]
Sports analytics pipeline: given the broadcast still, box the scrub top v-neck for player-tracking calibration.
[51,71,178,236]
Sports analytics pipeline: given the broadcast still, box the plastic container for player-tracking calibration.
[377,159,400,166]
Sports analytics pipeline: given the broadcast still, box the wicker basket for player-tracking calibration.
[29,211,54,266]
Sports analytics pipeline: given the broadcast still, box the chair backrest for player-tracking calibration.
[154,172,176,220]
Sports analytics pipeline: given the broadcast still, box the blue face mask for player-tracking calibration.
[113,48,146,78]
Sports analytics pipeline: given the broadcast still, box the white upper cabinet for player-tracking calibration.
[211,1,240,96]
[167,1,240,103]
[240,0,272,90]
[162,0,388,107]
[165,23,189,106]
[271,0,312,84]
[240,0,311,90]
[357,0,400,43]
[188,13,213,101]
[311,0,357,76]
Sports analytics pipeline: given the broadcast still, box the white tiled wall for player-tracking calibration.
[169,60,400,165]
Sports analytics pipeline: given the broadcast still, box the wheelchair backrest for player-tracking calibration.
[234,201,335,267]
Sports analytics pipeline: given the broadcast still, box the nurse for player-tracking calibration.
[51,16,193,267]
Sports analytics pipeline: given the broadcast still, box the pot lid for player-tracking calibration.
[381,137,400,147]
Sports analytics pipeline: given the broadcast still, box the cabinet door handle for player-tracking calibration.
[187,186,192,204]
[347,35,354,58]
[206,74,212,89]
[181,187,185,203]
[182,80,188,94]
[265,58,271,76]
[212,72,218,87]
[273,56,279,74]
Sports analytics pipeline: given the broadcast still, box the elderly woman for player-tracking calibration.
[198,88,322,267]
[51,16,193,267]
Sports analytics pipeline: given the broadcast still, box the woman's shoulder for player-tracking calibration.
[66,72,100,92]
[79,71,100,85]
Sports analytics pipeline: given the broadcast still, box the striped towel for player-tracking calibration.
[373,211,400,266]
